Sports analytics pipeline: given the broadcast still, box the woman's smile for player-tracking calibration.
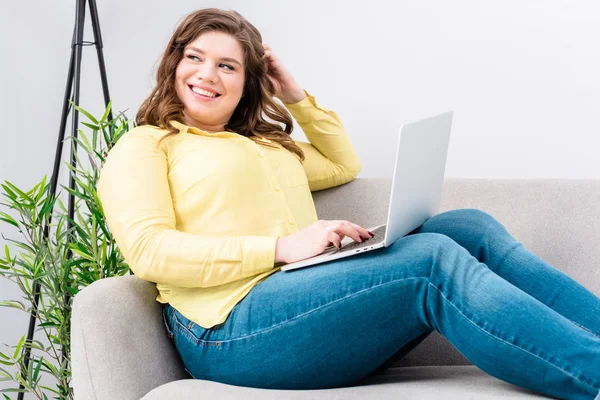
[188,84,221,102]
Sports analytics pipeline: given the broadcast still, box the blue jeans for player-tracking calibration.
[162,208,600,399]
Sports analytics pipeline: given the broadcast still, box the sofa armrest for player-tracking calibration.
[71,275,189,400]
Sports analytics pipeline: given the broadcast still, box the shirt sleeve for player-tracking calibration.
[284,90,362,192]
[96,128,279,288]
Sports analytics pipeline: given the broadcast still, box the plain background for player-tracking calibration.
[1,0,598,394]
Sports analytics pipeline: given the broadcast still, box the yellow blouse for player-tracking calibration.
[97,90,362,328]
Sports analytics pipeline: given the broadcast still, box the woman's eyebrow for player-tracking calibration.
[186,46,242,67]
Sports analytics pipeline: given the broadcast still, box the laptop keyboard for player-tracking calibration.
[331,224,387,255]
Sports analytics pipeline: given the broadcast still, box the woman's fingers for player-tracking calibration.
[348,221,374,239]
[326,230,342,249]
[339,221,367,243]
[328,220,369,244]
[262,43,271,57]
[262,44,280,64]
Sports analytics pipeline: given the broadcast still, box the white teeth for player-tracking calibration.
[191,86,218,97]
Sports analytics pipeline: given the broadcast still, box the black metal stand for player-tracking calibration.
[18,0,112,398]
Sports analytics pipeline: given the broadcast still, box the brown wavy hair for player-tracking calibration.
[136,8,304,161]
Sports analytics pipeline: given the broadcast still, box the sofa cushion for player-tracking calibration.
[141,366,550,399]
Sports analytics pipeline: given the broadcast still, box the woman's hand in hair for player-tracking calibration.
[262,43,306,104]
[274,220,374,264]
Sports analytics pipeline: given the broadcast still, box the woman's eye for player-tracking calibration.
[186,55,233,71]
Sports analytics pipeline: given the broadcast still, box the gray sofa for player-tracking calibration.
[71,178,600,399]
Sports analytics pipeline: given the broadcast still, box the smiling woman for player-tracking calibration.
[98,4,364,363]
[135,8,307,159]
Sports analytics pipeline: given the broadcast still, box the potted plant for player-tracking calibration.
[0,103,132,399]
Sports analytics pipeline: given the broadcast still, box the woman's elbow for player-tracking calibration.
[343,158,362,181]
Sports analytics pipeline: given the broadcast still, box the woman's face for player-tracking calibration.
[175,31,246,132]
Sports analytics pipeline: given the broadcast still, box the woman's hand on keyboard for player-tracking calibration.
[274,220,374,264]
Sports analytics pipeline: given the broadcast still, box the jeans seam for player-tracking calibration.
[174,317,218,344]
[184,367,198,379]
[187,276,428,344]
[162,306,174,338]
[569,319,600,340]
[427,281,600,392]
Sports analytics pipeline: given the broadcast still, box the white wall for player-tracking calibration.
[1,0,599,394]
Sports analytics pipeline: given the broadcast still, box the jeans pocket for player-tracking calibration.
[162,304,174,340]
[171,308,214,343]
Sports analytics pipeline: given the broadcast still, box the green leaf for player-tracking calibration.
[33,176,48,203]
[81,121,99,131]
[4,245,11,264]
[32,358,42,383]
[100,235,108,264]
[62,160,87,178]
[38,195,57,222]
[40,360,58,376]
[0,367,12,380]
[1,183,17,200]
[77,129,92,150]
[70,248,95,262]
[0,301,27,312]
[48,334,60,345]
[0,388,28,393]
[71,102,99,124]
[90,207,110,237]
[72,176,92,195]
[60,185,80,200]
[23,341,44,352]
[101,123,111,149]
[12,242,34,255]
[0,352,9,360]
[2,181,33,203]
[101,100,113,122]
[0,212,18,228]
[13,335,25,360]
[65,285,79,296]
[39,385,60,395]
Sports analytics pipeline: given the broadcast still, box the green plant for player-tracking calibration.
[0,103,132,399]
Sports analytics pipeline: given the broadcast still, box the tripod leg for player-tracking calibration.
[62,0,87,374]
[89,0,113,120]
[68,0,86,228]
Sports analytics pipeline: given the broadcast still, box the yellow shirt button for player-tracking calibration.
[274,185,281,191]
[288,219,295,225]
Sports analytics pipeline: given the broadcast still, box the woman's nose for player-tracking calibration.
[195,65,218,83]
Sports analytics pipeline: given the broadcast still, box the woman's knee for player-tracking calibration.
[416,208,504,245]
[390,232,463,265]
[396,231,459,248]
[390,232,476,277]
[430,208,498,230]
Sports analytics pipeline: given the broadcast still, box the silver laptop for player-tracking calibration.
[281,111,453,272]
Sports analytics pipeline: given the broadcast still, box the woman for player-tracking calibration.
[97,8,600,400]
